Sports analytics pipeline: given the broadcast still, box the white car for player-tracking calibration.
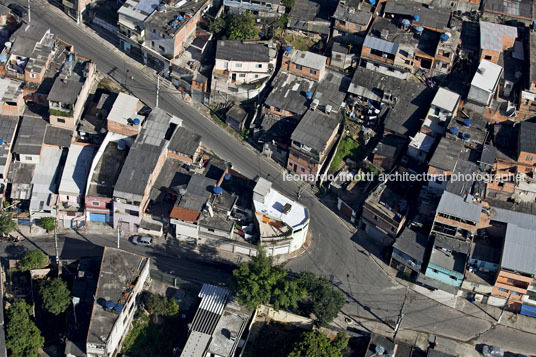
[131,235,152,247]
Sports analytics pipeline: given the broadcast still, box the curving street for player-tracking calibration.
[5,0,536,353]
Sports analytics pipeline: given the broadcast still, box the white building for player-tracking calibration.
[29,146,62,223]
[421,87,460,138]
[467,60,503,106]
[86,247,150,357]
[253,178,309,255]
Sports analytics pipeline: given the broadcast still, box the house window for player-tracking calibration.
[208,228,215,232]
[158,45,165,52]
[449,275,457,280]
[91,201,100,207]
[239,73,246,77]
[29,73,37,79]
[511,291,521,296]
[151,41,155,47]
[57,118,66,123]
[25,156,32,161]
[353,24,359,29]
[255,74,259,78]
[498,287,509,293]
[484,55,492,60]
[434,168,443,174]
[256,64,263,68]
[373,215,379,222]
[310,69,317,75]
[295,64,303,70]
[235,63,242,68]
[526,155,533,161]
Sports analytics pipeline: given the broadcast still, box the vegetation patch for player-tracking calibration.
[121,311,178,357]
[330,137,361,172]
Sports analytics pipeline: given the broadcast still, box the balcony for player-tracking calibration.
[365,53,394,65]
[223,0,273,12]
[49,108,73,117]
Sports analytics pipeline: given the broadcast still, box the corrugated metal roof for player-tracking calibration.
[436,191,482,223]
[479,21,517,52]
[502,224,536,275]
[363,35,399,55]
[180,331,211,357]
[188,284,231,335]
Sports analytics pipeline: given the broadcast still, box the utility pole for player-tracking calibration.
[156,72,160,108]
[498,292,511,323]
[393,287,409,340]
[117,220,122,249]
[54,226,59,265]
[27,0,30,23]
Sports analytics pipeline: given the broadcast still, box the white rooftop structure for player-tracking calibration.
[30,146,62,212]
[470,60,502,92]
[431,87,460,113]
[253,177,308,228]
[118,0,162,23]
[409,132,434,153]
[58,144,95,195]
[287,49,326,71]
[0,78,23,102]
[106,92,143,126]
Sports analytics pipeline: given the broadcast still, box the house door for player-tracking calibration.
[232,73,236,82]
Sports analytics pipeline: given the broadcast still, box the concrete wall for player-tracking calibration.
[257,304,314,329]
[425,263,464,287]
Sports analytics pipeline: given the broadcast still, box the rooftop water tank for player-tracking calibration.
[0,139,3,145]
[305,91,313,99]
[4,41,11,49]
[414,26,424,34]
[285,45,292,52]
[440,33,450,42]
[413,14,420,21]
[117,139,126,151]
[401,19,410,27]
[449,127,458,135]
[224,173,232,181]
[213,186,223,195]
[462,132,471,141]
[114,304,124,313]
[369,0,376,5]
[133,118,141,125]
[464,118,472,127]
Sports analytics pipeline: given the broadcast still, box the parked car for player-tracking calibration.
[8,4,27,17]
[131,235,152,247]
[482,345,504,357]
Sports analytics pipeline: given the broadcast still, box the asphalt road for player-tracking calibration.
[6,1,536,353]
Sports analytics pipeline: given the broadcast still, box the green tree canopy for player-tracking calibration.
[297,272,345,327]
[288,331,347,357]
[144,294,179,317]
[210,13,259,40]
[39,278,71,315]
[38,217,56,232]
[17,250,49,272]
[0,211,16,236]
[230,249,304,311]
[5,299,44,357]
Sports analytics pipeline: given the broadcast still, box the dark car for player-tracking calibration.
[8,4,27,17]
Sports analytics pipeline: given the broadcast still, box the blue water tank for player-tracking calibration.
[413,14,420,21]
[369,0,376,5]
[68,53,73,63]
[224,173,232,181]
[415,26,424,34]
[133,118,141,125]
[440,33,450,42]
[401,19,410,27]
[117,140,126,151]
[464,118,472,127]
[449,127,458,135]
[285,45,292,52]
[105,301,115,310]
[305,91,313,99]
[213,186,223,195]
[177,15,184,21]
[114,304,124,312]
[0,139,3,145]
[462,132,471,141]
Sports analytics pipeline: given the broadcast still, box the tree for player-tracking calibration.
[38,217,56,232]
[226,13,258,40]
[144,294,179,317]
[332,332,349,351]
[230,249,303,311]
[17,250,49,272]
[209,16,226,36]
[5,299,44,357]
[0,211,16,236]
[288,331,346,357]
[297,272,345,327]
[282,0,294,8]
[39,278,71,315]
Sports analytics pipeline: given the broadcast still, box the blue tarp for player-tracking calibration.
[520,304,536,318]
